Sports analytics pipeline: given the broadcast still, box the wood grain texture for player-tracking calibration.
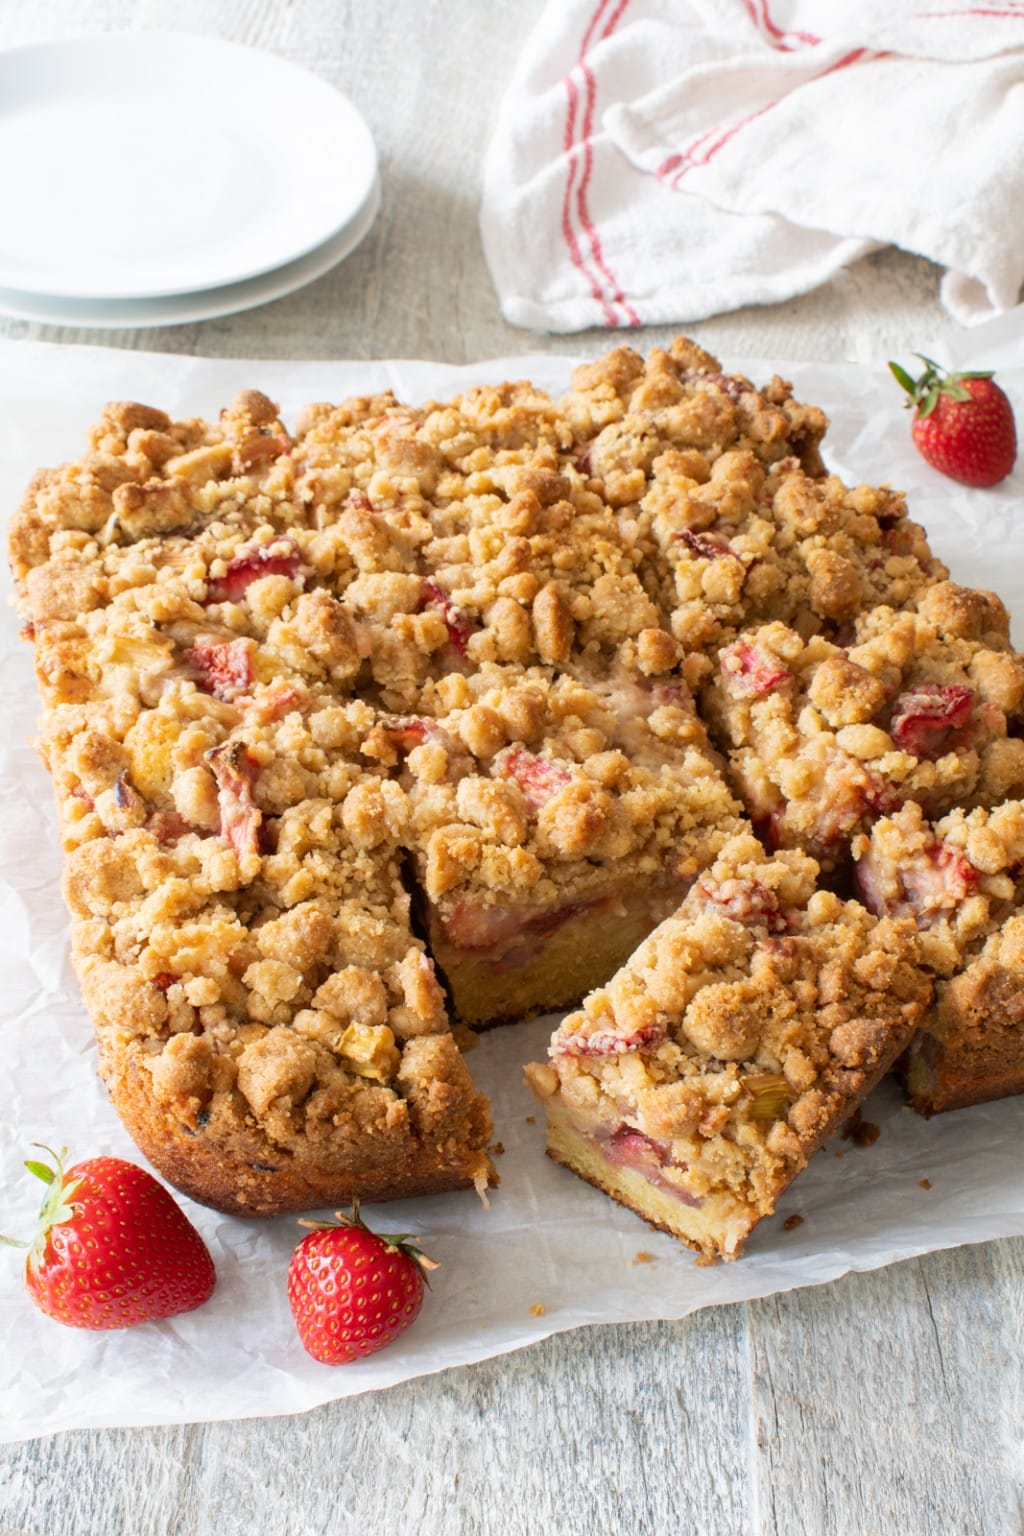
[1,3,1022,1534]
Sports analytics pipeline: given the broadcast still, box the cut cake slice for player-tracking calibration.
[367,663,746,1029]
[525,834,931,1260]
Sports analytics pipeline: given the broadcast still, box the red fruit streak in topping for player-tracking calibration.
[675,529,743,562]
[421,580,475,658]
[720,640,790,697]
[234,683,307,723]
[206,541,302,604]
[145,810,197,845]
[889,683,975,761]
[695,875,789,932]
[553,1018,667,1058]
[205,742,261,861]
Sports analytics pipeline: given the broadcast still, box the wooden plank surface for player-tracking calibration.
[0,3,1021,1534]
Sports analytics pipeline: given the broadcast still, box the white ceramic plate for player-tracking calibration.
[0,33,378,300]
[0,173,380,328]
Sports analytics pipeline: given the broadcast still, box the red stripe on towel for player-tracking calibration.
[912,6,1024,15]
[576,0,641,325]
[742,0,820,49]
[667,47,874,189]
[561,0,640,327]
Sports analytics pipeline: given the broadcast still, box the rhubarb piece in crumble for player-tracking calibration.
[365,663,745,1028]
[704,583,1024,868]
[525,834,930,1260]
[854,799,1024,1114]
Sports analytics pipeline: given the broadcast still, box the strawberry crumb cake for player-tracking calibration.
[9,338,1024,1251]
[525,834,931,1259]
[854,799,1024,1115]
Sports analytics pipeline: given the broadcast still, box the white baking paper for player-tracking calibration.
[2,328,1024,1444]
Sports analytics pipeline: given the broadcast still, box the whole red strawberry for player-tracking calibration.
[287,1203,437,1365]
[1,1145,216,1329]
[890,355,1017,487]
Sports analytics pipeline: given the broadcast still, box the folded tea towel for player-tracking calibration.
[480,0,1024,331]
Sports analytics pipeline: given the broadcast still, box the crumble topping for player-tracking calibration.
[706,583,1024,864]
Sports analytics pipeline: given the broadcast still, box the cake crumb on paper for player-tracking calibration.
[524,1115,535,1125]
[783,1214,805,1232]
[842,1110,881,1148]
[630,1251,655,1266]
[528,1303,546,1318]
[920,1178,933,1190]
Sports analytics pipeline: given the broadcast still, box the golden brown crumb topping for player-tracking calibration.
[704,585,1024,863]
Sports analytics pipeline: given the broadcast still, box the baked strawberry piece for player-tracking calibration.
[704,582,1024,868]
[854,799,1024,1114]
[364,664,745,1029]
[525,834,930,1260]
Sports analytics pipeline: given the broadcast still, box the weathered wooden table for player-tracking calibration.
[1,4,1021,1533]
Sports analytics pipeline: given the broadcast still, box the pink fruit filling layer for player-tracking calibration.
[597,1126,702,1206]
[440,893,626,971]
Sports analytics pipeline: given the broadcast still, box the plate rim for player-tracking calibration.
[0,172,381,329]
[0,31,379,300]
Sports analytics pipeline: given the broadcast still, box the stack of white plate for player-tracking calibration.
[0,33,380,328]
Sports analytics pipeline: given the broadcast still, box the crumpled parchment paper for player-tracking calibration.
[2,322,1023,1443]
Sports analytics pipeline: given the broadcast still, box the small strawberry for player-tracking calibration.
[1,1145,216,1330]
[890,355,1017,488]
[287,1202,437,1365]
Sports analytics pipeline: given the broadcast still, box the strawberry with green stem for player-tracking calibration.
[288,1201,438,1365]
[1,1144,216,1329]
[890,355,1017,488]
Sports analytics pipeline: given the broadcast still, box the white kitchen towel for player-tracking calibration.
[480,0,1024,333]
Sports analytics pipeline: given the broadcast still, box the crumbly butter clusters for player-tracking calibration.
[41,682,488,1173]
[643,460,943,671]
[526,834,930,1225]
[705,582,1024,865]
[854,798,1024,973]
[17,348,823,1204]
[366,665,743,919]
